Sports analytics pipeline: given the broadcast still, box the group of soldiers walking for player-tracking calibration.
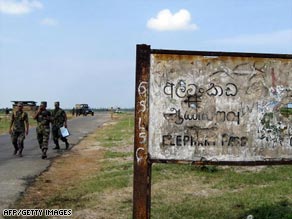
[9,101,69,159]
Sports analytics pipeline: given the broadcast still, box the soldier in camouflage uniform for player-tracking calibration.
[9,102,29,157]
[33,101,51,159]
[51,101,69,150]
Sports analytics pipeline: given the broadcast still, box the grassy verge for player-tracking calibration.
[14,113,292,219]
[0,114,10,134]
[151,164,292,219]
[42,114,134,211]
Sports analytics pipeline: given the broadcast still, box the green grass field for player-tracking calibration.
[280,107,292,117]
[0,114,10,134]
[14,113,292,219]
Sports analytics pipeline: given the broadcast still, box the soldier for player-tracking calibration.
[51,101,70,150]
[110,107,114,120]
[5,107,9,115]
[33,101,51,159]
[9,102,29,157]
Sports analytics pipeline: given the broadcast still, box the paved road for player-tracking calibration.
[0,112,111,218]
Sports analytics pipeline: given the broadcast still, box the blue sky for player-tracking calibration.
[0,0,291,109]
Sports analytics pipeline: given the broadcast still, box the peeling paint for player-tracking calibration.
[148,53,292,161]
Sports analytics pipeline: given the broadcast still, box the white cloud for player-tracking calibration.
[147,9,198,31]
[40,18,59,26]
[211,29,292,46]
[0,0,42,15]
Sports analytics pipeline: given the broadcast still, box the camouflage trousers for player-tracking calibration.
[36,126,50,150]
[11,131,25,151]
[52,125,67,146]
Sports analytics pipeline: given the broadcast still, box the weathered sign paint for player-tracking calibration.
[148,52,292,161]
[134,45,292,219]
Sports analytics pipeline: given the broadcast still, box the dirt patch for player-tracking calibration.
[15,118,134,219]
[16,132,105,209]
[73,186,132,219]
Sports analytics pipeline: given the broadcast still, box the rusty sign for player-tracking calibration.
[146,48,292,163]
[134,45,292,219]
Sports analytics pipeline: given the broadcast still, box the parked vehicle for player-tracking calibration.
[75,104,94,116]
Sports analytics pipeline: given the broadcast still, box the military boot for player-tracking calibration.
[42,149,47,159]
[65,141,69,150]
[53,142,60,150]
[18,149,23,157]
[13,145,18,155]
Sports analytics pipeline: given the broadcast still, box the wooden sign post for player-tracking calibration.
[134,44,292,218]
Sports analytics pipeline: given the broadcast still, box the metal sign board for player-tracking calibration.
[134,45,292,219]
[148,49,292,162]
